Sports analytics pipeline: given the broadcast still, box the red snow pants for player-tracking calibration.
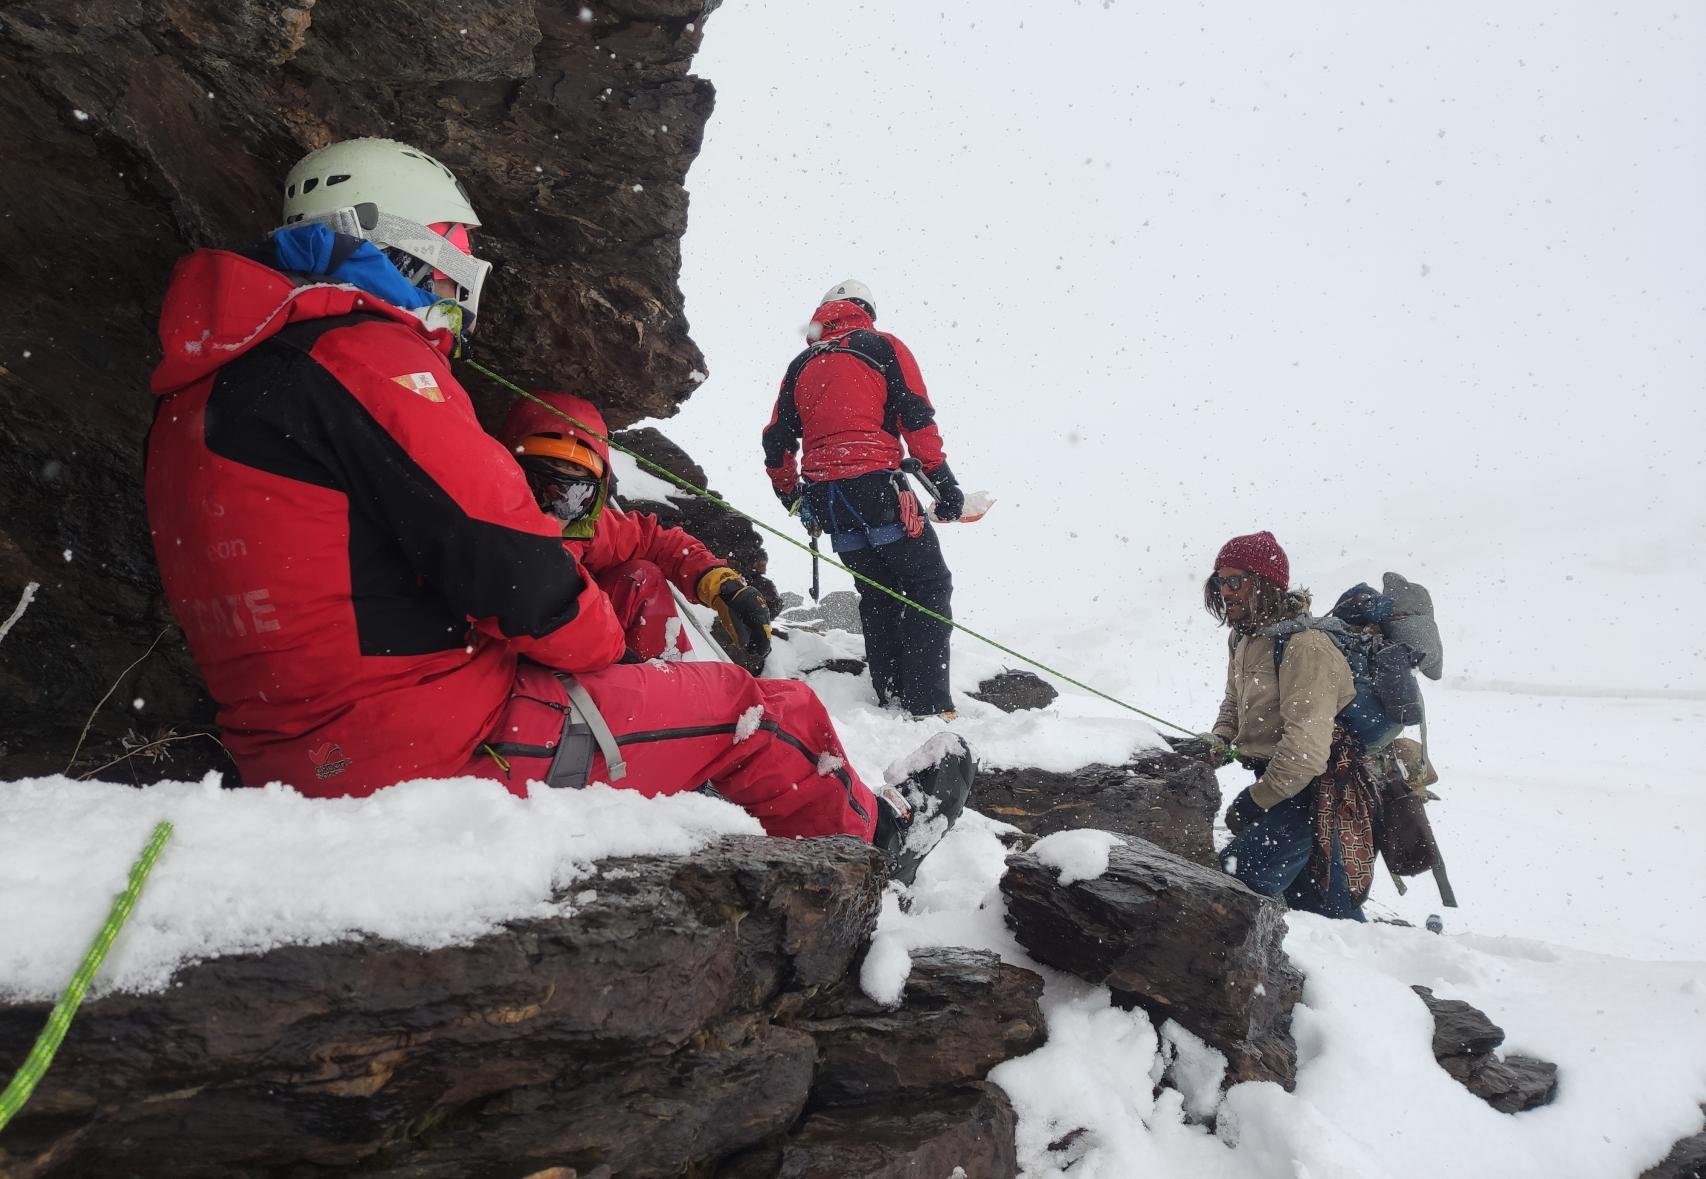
[595,559,692,659]
[461,660,877,841]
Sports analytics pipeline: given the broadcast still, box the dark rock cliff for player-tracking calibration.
[0,0,740,779]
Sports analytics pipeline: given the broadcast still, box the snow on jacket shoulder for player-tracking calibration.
[145,247,625,797]
[761,300,949,495]
[1212,626,1355,808]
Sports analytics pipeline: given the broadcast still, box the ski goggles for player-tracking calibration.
[521,459,601,523]
[299,203,492,319]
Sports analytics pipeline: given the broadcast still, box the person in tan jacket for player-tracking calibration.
[1201,531,1375,920]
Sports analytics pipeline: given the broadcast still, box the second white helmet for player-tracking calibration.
[820,279,875,318]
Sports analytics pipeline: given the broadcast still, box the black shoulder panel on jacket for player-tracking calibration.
[205,316,587,656]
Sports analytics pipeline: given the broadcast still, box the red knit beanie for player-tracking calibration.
[1214,531,1289,588]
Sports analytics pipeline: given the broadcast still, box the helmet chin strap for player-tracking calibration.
[294,203,492,319]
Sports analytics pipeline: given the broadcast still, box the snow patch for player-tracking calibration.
[0,581,39,645]
[0,776,760,1000]
[882,731,963,786]
[1032,828,1124,886]
[859,930,911,1007]
[732,704,765,743]
[1158,1020,1227,1122]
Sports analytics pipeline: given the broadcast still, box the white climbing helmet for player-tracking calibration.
[282,137,480,229]
[279,137,491,319]
[819,279,875,318]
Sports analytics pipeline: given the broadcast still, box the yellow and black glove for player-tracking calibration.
[697,567,772,660]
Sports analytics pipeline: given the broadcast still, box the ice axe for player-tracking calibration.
[898,457,993,523]
[899,456,938,500]
[787,494,822,603]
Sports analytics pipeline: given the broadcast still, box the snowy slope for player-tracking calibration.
[3,677,1703,1176]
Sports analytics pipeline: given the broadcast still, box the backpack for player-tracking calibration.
[1263,573,1443,752]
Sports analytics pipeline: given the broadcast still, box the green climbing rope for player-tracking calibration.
[0,820,174,1133]
[465,359,1208,739]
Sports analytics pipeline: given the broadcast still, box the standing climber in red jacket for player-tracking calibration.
[762,281,966,719]
[143,138,971,871]
[500,390,771,663]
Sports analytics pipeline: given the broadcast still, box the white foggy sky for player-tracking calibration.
[670,1,1706,702]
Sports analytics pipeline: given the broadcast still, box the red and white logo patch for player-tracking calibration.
[393,372,445,403]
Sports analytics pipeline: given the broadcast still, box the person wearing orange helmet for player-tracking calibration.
[501,390,771,663]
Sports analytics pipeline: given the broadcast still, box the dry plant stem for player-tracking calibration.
[65,628,170,773]
[76,732,227,781]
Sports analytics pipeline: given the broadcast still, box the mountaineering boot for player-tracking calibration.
[872,733,975,886]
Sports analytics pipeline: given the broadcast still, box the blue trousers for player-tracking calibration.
[1219,788,1366,921]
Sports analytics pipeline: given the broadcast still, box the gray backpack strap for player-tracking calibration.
[562,677,628,782]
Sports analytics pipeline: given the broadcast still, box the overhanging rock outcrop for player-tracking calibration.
[0,0,736,780]
[0,836,1045,1178]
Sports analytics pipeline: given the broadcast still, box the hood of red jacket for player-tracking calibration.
[808,299,874,342]
[498,390,612,476]
[150,248,454,398]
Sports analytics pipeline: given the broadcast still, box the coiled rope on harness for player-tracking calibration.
[465,359,1210,742]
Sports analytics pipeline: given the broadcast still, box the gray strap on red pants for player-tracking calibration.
[562,676,628,782]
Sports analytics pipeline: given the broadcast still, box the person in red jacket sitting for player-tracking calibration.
[499,390,771,664]
[762,281,965,719]
[143,137,971,872]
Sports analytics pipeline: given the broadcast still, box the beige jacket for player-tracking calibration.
[1211,627,1354,809]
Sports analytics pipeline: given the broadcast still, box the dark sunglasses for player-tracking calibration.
[1213,574,1251,591]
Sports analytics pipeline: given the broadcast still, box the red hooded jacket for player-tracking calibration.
[497,391,727,598]
[761,300,948,497]
[145,249,626,797]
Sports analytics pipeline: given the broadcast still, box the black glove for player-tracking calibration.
[717,577,773,659]
[928,463,965,521]
[1224,788,1264,835]
[618,645,646,665]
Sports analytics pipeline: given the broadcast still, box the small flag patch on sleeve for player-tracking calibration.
[394,372,445,402]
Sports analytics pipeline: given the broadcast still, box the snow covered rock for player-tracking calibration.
[1640,1113,1706,1179]
[0,837,883,1177]
[777,589,866,635]
[1412,985,1560,1114]
[975,744,1221,866]
[1001,837,1302,1089]
[793,946,1047,1107]
[967,669,1059,713]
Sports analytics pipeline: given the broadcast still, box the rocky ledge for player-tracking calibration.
[0,836,1042,1178]
[1,818,1320,1174]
